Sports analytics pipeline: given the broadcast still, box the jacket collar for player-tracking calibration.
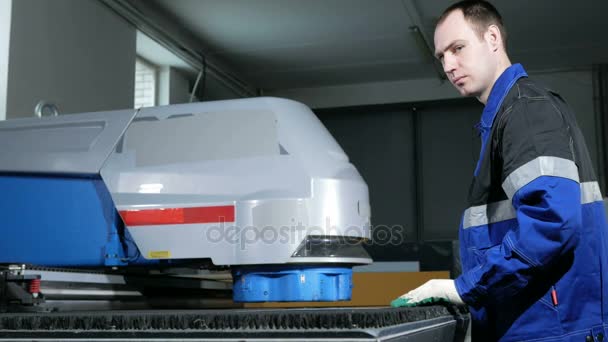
[480,63,528,129]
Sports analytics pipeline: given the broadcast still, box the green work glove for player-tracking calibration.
[391,279,464,307]
[391,296,450,307]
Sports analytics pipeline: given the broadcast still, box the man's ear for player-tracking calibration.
[485,25,502,51]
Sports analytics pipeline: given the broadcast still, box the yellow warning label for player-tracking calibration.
[148,250,171,259]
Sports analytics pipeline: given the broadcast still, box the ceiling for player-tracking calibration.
[135,0,608,91]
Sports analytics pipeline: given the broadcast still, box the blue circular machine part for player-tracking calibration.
[232,266,353,302]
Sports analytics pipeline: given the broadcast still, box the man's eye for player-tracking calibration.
[455,45,464,52]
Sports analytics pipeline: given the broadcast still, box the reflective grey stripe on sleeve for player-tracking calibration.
[462,199,515,229]
[581,181,603,204]
[502,156,579,199]
[463,181,602,229]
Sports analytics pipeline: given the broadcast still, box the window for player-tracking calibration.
[134,57,157,108]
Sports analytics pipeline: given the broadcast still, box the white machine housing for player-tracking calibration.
[101,97,372,266]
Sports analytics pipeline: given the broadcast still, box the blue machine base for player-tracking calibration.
[232,266,353,302]
[0,174,150,267]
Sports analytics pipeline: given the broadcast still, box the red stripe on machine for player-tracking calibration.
[119,206,235,226]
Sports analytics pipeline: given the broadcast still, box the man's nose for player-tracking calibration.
[443,54,456,74]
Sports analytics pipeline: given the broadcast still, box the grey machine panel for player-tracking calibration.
[0,109,137,174]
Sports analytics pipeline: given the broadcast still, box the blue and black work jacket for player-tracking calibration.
[455,63,608,341]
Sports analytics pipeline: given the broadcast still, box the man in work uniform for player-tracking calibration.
[393,1,608,341]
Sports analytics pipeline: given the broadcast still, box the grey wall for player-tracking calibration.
[418,101,482,241]
[158,66,190,105]
[316,105,418,260]
[168,68,190,105]
[0,0,11,120]
[6,0,136,119]
[317,99,483,245]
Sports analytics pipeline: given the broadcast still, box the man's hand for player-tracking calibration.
[391,279,465,307]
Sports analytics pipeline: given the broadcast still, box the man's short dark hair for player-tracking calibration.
[437,1,507,50]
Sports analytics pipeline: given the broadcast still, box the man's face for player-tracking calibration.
[434,10,498,101]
